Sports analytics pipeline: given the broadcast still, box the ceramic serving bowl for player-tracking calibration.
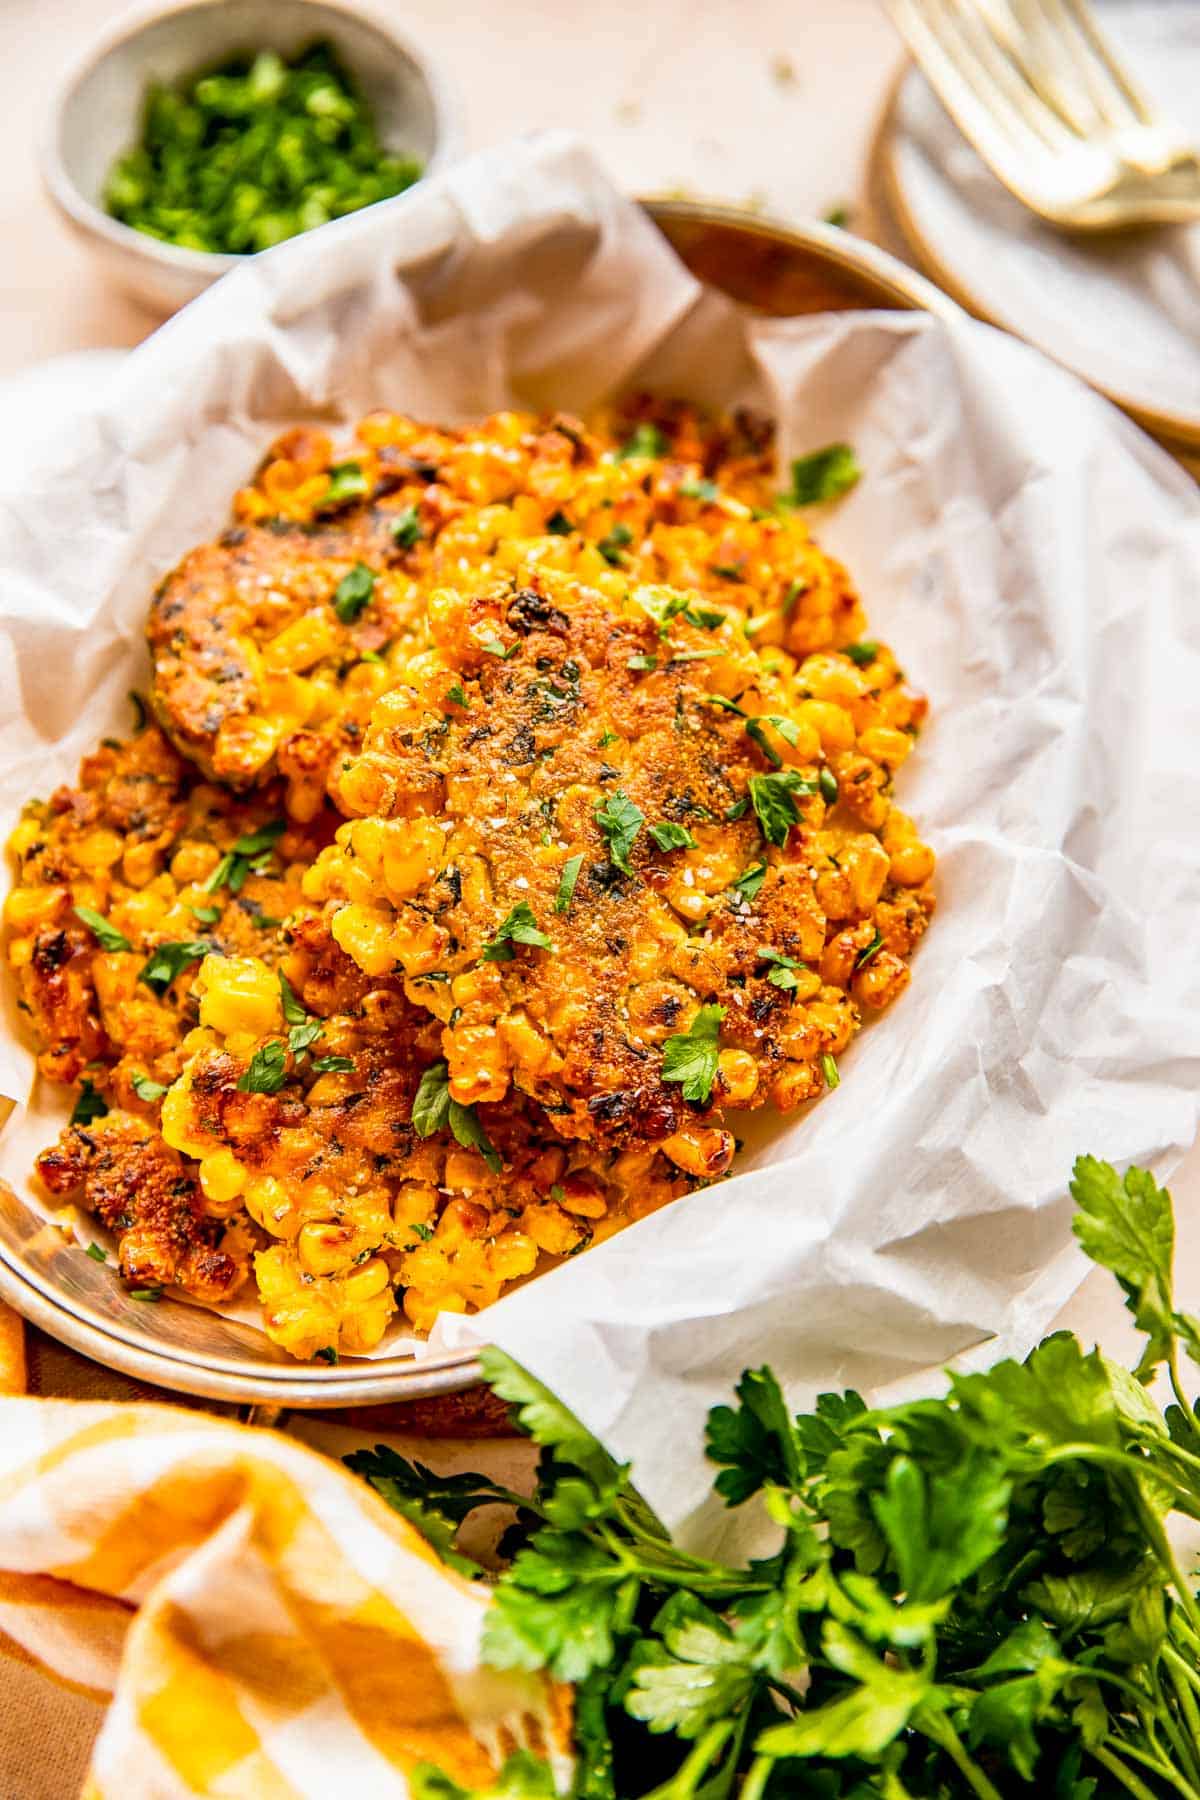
[0,201,954,1411]
[39,0,459,314]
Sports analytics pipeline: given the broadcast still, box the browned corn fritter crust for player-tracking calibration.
[6,400,937,1358]
[306,566,934,1160]
[35,1113,253,1304]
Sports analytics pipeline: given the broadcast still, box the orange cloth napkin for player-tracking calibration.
[0,1395,570,1797]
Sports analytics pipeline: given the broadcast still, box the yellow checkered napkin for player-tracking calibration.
[0,1398,572,1797]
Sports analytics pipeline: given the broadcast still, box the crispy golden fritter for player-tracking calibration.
[158,916,694,1357]
[35,1111,253,1304]
[4,724,335,1104]
[147,406,866,802]
[305,566,934,1156]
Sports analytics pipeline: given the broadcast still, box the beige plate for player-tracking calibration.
[0,201,957,1409]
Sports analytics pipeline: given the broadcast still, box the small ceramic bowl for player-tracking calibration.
[39,0,459,314]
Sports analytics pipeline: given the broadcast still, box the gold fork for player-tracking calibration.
[885,0,1200,229]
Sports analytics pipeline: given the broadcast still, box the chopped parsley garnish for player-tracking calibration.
[616,423,667,460]
[73,906,131,953]
[189,904,220,925]
[86,1243,108,1264]
[648,821,697,852]
[729,861,767,902]
[333,562,375,623]
[594,789,644,875]
[599,728,620,748]
[310,1055,355,1074]
[408,1221,435,1242]
[662,1004,725,1104]
[745,714,799,768]
[70,1080,108,1126]
[597,523,633,566]
[138,939,212,994]
[314,1346,339,1364]
[821,1051,840,1089]
[480,637,518,660]
[481,902,552,962]
[359,648,385,665]
[390,505,423,549]
[546,510,574,536]
[278,971,307,1028]
[203,818,286,894]
[318,460,369,511]
[845,640,879,667]
[725,797,750,822]
[627,653,657,671]
[446,683,468,708]
[788,442,861,506]
[131,1073,168,1102]
[679,477,718,501]
[855,930,884,970]
[684,604,726,630]
[128,1287,163,1302]
[748,770,817,847]
[237,1040,288,1094]
[782,576,808,616]
[632,584,688,636]
[711,563,743,582]
[819,765,839,806]
[410,1062,501,1172]
[555,854,584,914]
[759,947,805,990]
[824,202,850,227]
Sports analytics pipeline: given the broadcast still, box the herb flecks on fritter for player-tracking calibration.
[305,566,933,1155]
[147,406,865,804]
[157,919,694,1352]
[4,725,331,1106]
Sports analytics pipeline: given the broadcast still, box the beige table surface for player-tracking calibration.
[2,0,1199,1792]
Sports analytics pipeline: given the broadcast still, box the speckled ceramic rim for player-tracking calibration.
[38,0,462,287]
[879,58,1200,455]
[0,200,954,1407]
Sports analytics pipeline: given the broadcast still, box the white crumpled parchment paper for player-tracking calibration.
[2,133,1199,1540]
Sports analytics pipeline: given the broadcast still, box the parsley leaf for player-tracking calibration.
[390,504,423,549]
[845,640,879,667]
[310,1054,355,1074]
[648,821,697,852]
[411,1752,558,1799]
[706,1366,805,1503]
[333,562,375,623]
[626,653,657,672]
[1070,1155,1185,1378]
[481,902,552,962]
[410,1062,500,1172]
[70,1080,108,1126]
[594,789,644,876]
[202,818,286,894]
[788,443,862,506]
[237,1040,287,1094]
[318,460,369,510]
[73,906,131,953]
[138,939,211,994]
[278,970,307,1027]
[748,770,816,846]
[86,1242,108,1263]
[632,584,689,636]
[555,853,584,914]
[446,683,468,708]
[855,930,883,971]
[821,1051,840,1089]
[597,523,633,566]
[546,510,573,536]
[661,1003,724,1104]
[131,1073,168,1103]
[617,423,667,460]
[679,478,718,501]
[481,637,518,660]
[730,862,767,903]
[345,1444,512,1578]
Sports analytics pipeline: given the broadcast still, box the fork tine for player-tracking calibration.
[1057,0,1158,128]
[1027,0,1145,134]
[992,0,1111,138]
[938,0,1079,151]
[889,0,1068,184]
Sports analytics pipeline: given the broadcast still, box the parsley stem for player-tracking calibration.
[639,1721,734,1799]
[1093,1738,1200,1800]
[736,1755,774,1800]
[1162,1646,1200,1785]
[913,1708,1004,1800]
[1169,1345,1200,1448]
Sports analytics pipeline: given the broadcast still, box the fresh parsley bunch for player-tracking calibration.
[350,1157,1200,1799]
